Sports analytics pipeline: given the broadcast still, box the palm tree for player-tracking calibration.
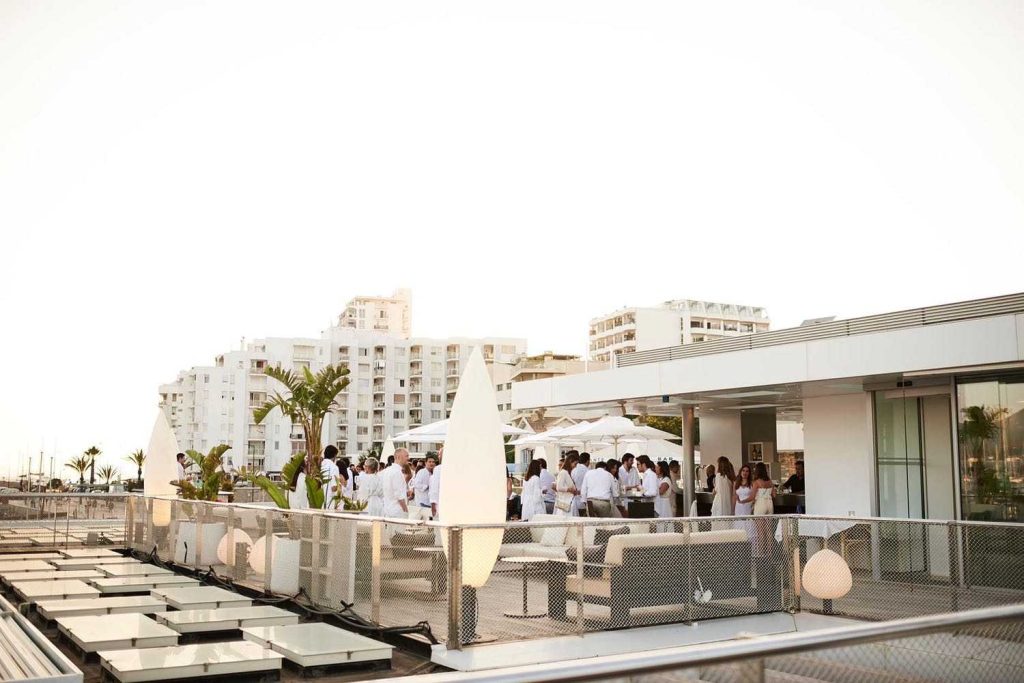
[65,455,91,485]
[97,464,119,486]
[124,449,146,485]
[173,445,231,501]
[253,364,350,475]
[84,446,101,485]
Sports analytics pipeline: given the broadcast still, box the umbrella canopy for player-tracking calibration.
[507,421,589,446]
[591,439,696,463]
[569,416,679,456]
[394,418,529,443]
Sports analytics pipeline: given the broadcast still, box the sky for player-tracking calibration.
[0,0,1021,478]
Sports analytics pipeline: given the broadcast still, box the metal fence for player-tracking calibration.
[123,496,1024,651]
[0,493,127,549]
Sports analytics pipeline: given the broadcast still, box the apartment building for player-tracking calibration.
[493,353,609,424]
[589,299,770,362]
[336,288,412,339]
[159,326,526,472]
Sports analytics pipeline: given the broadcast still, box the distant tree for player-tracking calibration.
[97,464,119,485]
[65,455,91,485]
[84,446,101,485]
[124,449,146,485]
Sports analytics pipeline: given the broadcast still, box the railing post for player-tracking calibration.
[783,516,800,613]
[125,495,134,549]
[947,522,961,612]
[446,526,463,650]
[263,508,273,593]
[225,507,236,578]
[146,497,154,553]
[371,520,382,623]
[576,520,585,635]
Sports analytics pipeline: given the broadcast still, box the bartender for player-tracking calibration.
[782,461,805,493]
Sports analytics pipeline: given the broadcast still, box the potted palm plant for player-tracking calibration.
[172,445,231,566]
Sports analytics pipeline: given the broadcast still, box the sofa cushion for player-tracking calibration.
[690,529,748,544]
[604,532,690,565]
[566,573,611,599]
[527,514,566,544]
[499,542,567,560]
[594,526,630,546]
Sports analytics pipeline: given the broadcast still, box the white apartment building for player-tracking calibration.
[159,326,526,472]
[492,353,610,423]
[336,288,412,339]
[589,299,770,362]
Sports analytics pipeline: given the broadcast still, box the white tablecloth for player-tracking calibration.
[774,518,857,543]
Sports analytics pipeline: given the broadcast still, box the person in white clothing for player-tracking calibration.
[357,457,385,517]
[175,453,188,483]
[571,451,590,514]
[381,448,410,518]
[537,458,556,514]
[580,461,616,517]
[637,455,659,497]
[618,453,641,494]
[338,458,355,498]
[288,459,310,509]
[429,447,443,520]
[409,455,435,521]
[519,460,547,521]
[320,446,341,510]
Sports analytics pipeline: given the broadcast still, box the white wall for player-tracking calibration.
[636,308,681,351]
[699,411,742,470]
[777,421,805,451]
[803,393,875,517]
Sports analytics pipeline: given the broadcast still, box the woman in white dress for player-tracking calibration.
[553,453,580,517]
[710,456,736,517]
[654,461,674,519]
[357,457,385,517]
[287,460,310,510]
[667,461,682,518]
[751,463,775,557]
[519,460,547,521]
[734,464,755,540]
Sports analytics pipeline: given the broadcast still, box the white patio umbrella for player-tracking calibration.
[394,418,529,443]
[507,421,588,446]
[570,416,679,457]
[591,438,692,462]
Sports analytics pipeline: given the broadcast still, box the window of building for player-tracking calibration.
[431,377,442,388]
[357,410,369,420]
[358,348,368,357]
[394,410,405,419]
[357,426,368,435]
[358,378,369,389]
[394,394,405,404]
[431,362,442,374]
[430,394,442,403]
[431,410,442,420]
[399,379,406,387]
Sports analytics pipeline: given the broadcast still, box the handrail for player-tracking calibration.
[389,603,1024,682]
[616,291,1024,368]
[0,493,129,500]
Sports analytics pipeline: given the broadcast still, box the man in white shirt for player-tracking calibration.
[175,453,188,483]
[320,446,341,509]
[538,458,556,514]
[618,453,640,493]
[429,447,443,520]
[381,447,410,518]
[571,451,590,514]
[409,455,435,520]
[580,462,615,517]
[637,455,659,497]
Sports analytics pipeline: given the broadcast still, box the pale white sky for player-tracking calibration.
[1,0,1021,477]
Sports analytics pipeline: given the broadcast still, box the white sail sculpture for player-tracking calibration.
[143,411,180,527]
[439,346,507,589]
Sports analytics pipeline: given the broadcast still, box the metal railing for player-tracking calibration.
[121,497,1024,653]
[616,291,1024,367]
[388,603,1024,682]
[0,493,128,549]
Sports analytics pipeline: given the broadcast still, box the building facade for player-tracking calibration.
[336,288,412,339]
[589,299,770,362]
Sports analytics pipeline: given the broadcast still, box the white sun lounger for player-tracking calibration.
[37,596,168,620]
[60,548,124,558]
[1,569,102,586]
[13,579,100,603]
[98,641,283,682]
[98,564,173,578]
[155,605,299,634]
[241,622,394,668]
[57,613,178,654]
[91,575,200,594]
[149,586,252,611]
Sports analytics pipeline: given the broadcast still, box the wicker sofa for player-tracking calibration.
[546,528,764,627]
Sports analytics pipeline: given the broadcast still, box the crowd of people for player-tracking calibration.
[286,445,446,520]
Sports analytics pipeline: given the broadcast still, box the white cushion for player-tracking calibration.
[527,514,564,544]
[690,529,748,544]
[604,533,690,565]
[565,574,611,599]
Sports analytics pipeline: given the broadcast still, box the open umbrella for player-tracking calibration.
[394,418,529,443]
[570,416,679,457]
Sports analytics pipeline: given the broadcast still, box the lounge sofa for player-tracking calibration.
[498,514,652,560]
[546,528,768,627]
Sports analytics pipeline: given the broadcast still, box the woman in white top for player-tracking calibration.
[751,462,774,557]
[357,457,385,517]
[734,464,755,541]
[287,460,310,510]
[519,460,547,522]
[710,456,736,517]
[554,453,580,517]
[654,461,674,519]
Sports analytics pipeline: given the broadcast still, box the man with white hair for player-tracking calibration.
[381,447,410,518]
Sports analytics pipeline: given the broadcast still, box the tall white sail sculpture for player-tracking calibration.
[144,411,180,526]
[439,346,507,588]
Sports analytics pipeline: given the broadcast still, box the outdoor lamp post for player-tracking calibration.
[440,347,507,643]
[802,548,853,614]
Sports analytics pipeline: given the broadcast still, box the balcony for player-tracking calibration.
[446,363,460,377]
[288,433,304,441]
[373,401,386,409]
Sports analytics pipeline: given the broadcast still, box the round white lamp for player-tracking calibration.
[216,530,254,566]
[802,548,852,614]
[248,534,274,573]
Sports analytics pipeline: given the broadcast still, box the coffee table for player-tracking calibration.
[501,556,549,618]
